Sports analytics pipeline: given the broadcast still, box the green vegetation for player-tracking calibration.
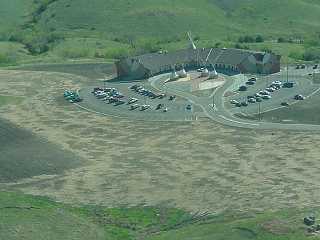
[0,0,320,65]
[0,191,318,240]
[0,95,24,106]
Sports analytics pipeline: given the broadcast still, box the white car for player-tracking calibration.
[262,95,272,100]
[272,80,282,85]
[248,98,256,103]
[260,90,270,96]
[140,104,151,111]
[128,98,138,104]
[265,88,274,93]
[230,99,239,104]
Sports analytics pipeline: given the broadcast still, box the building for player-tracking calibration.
[116,48,281,80]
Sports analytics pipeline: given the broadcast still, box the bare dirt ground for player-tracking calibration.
[1,69,320,214]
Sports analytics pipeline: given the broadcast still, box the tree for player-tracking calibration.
[277,37,286,43]
[255,35,264,43]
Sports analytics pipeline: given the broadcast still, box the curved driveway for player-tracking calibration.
[149,74,320,131]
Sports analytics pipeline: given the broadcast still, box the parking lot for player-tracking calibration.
[78,80,201,121]
[225,67,320,116]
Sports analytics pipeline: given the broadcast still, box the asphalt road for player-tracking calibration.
[149,73,320,131]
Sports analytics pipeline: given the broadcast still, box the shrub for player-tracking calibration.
[58,47,90,58]
[255,35,264,43]
[303,48,320,61]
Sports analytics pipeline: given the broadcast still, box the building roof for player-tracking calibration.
[129,48,264,73]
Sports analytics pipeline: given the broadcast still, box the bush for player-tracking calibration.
[0,53,9,63]
[104,47,133,59]
[255,35,264,43]
[303,48,320,61]
[58,47,90,58]
[238,35,263,43]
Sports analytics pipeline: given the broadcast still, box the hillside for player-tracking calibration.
[0,191,317,240]
[0,0,320,65]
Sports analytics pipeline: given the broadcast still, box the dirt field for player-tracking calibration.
[1,68,320,214]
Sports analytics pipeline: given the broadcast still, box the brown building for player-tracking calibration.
[116,48,281,80]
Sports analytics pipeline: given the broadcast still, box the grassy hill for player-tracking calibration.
[0,0,320,64]
[0,191,318,240]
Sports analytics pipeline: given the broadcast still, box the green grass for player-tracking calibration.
[0,191,318,240]
[0,0,320,65]
[0,0,33,39]
[0,95,24,106]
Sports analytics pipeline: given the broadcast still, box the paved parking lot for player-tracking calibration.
[225,70,320,116]
[78,80,201,121]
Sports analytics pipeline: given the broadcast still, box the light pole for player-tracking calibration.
[258,101,261,121]
[286,62,289,84]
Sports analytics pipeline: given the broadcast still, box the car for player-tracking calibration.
[262,95,272,100]
[270,84,281,90]
[313,64,318,69]
[140,105,151,111]
[92,87,103,93]
[150,93,158,99]
[158,93,166,99]
[296,65,300,69]
[114,100,125,106]
[248,77,257,82]
[283,82,294,88]
[255,93,262,98]
[102,96,112,101]
[186,104,192,110]
[239,86,248,91]
[108,97,119,104]
[301,65,306,69]
[265,88,274,93]
[255,97,262,102]
[147,92,155,97]
[246,81,255,85]
[247,96,255,99]
[104,88,112,93]
[163,107,168,112]
[135,86,143,92]
[96,93,107,99]
[64,90,74,98]
[259,90,270,96]
[156,103,164,110]
[235,102,242,107]
[169,95,176,101]
[272,80,282,86]
[114,94,124,98]
[248,98,256,103]
[294,94,305,100]
[138,88,145,94]
[230,99,239,104]
[281,102,289,106]
[130,104,140,110]
[241,102,248,107]
[128,98,138,104]
[129,85,139,90]
[197,68,205,72]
